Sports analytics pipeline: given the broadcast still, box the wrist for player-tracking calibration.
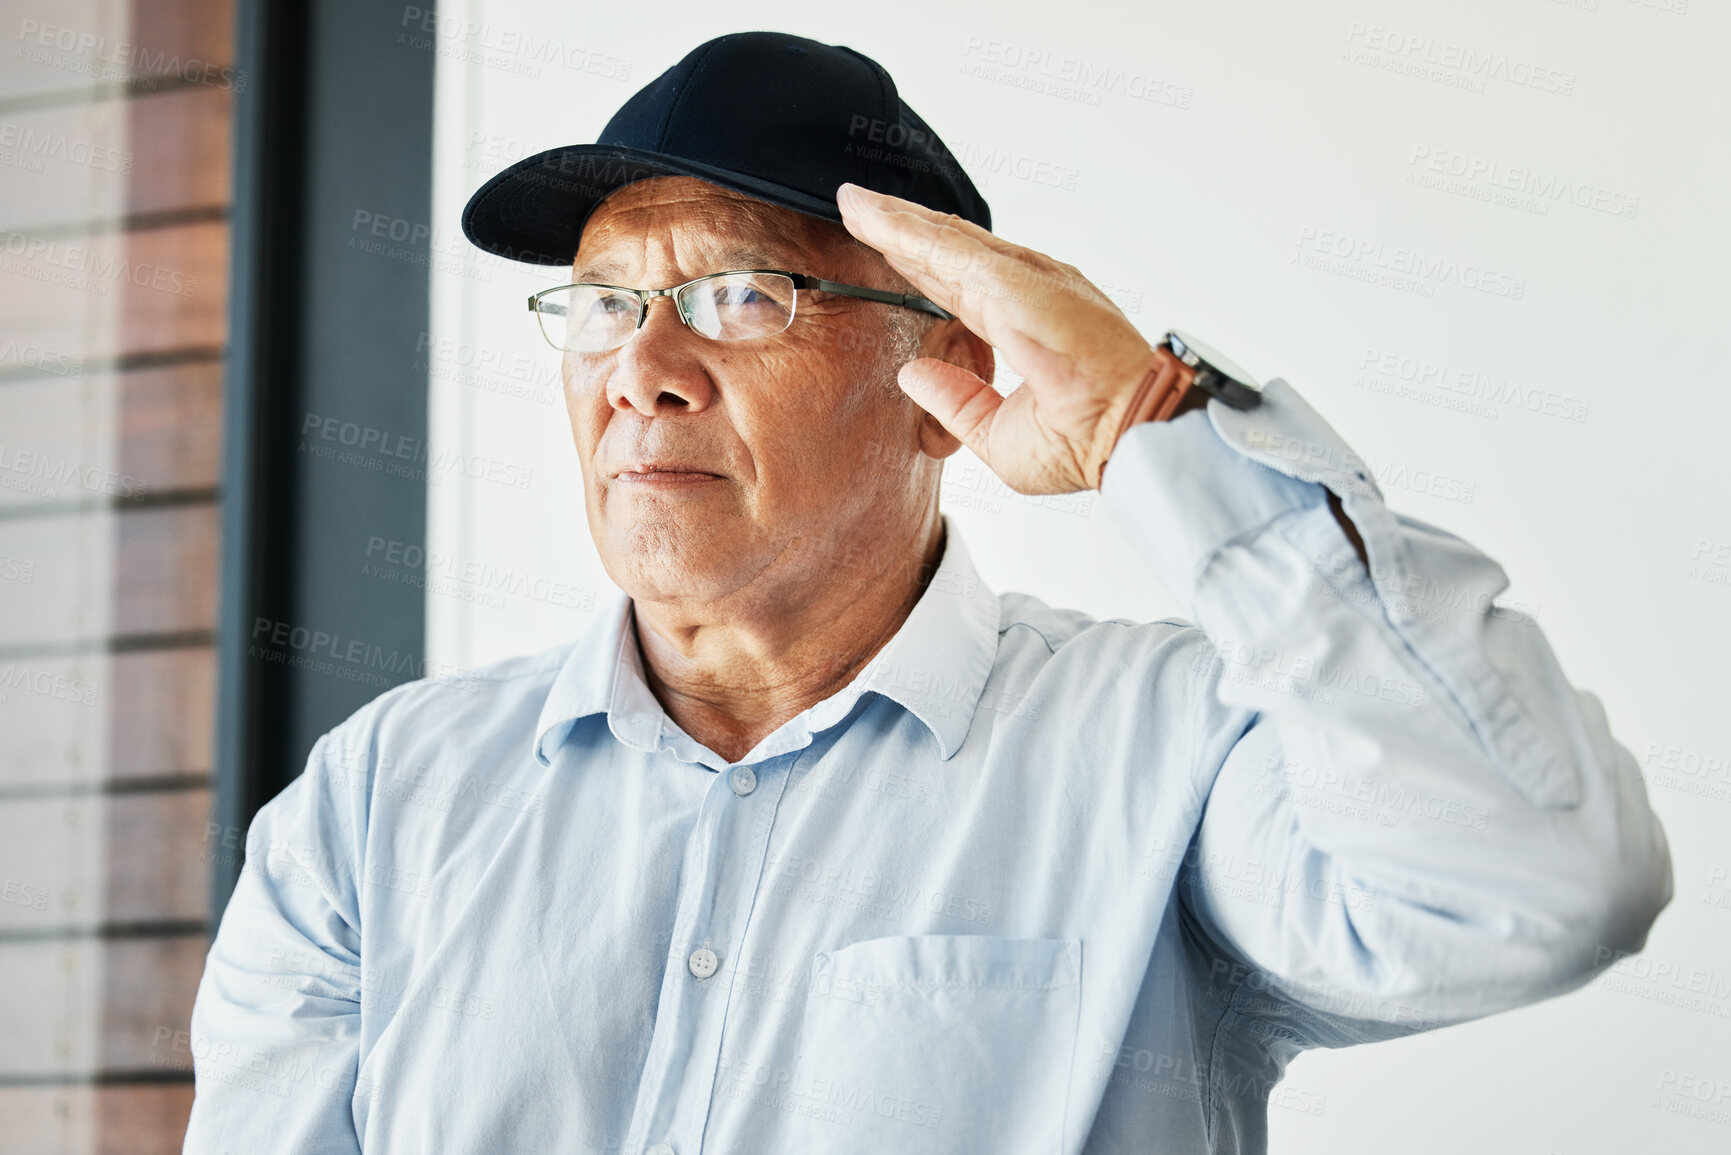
[1090,348,1197,488]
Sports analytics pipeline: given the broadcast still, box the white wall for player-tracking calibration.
[425,1,1730,1150]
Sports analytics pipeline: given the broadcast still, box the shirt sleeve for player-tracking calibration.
[1099,377,1673,1038]
[181,727,370,1153]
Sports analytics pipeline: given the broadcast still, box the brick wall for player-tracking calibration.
[0,0,234,1150]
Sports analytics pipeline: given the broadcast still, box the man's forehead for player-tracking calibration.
[572,239,794,283]
[573,177,841,279]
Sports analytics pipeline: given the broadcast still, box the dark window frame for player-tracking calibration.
[212,0,436,918]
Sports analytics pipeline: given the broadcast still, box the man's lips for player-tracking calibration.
[611,465,724,485]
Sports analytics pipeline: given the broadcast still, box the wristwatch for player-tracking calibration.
[1159,330,1263,410]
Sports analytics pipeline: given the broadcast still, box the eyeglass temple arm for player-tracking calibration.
[797,276,955,321]
[527,293,568,315]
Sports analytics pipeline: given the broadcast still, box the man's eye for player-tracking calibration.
[716,284,768,307]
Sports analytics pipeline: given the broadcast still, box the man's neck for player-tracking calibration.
[632,516,946,765]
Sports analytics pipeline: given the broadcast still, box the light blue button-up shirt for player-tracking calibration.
[182,380,1672,1155]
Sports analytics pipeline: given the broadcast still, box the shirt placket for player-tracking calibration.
[625,747,801,1155]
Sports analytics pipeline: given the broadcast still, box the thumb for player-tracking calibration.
[897,357,1004,467]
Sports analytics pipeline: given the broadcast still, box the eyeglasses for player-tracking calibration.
[526,269,954,353]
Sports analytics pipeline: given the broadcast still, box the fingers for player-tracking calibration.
[837,182,1017,256]
[837,184,1043,345]
[836,184,986,304]
[838,184,1123,370]
[895,357,1004,469]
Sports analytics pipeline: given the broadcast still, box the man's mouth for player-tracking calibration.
[611,464,724,485]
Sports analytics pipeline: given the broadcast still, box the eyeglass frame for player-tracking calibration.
[525,268,956,352]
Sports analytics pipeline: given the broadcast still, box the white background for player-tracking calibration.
[423,1,1730,1150]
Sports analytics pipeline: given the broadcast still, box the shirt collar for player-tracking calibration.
[533,514,1001,768]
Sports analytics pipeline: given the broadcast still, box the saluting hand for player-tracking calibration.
[836,182,1194,494]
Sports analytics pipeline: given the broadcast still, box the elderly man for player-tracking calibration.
[183,30,1671,1155]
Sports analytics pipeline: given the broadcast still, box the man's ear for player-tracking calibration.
[916,405,965,461]
[925,316,994,386]
[913,318,994,461]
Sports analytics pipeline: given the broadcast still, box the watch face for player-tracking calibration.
[1166,329,1263,394]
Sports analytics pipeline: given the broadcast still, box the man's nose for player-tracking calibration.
[605,295,717,416]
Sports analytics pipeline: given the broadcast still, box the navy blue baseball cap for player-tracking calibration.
[460,30,992,267]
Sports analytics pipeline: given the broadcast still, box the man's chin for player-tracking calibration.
[602,521,757,604]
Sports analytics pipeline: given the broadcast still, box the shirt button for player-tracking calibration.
[688,947,718,980]
[729,766,757,796]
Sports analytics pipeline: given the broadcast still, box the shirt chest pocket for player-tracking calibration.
[775,934,1082,1155]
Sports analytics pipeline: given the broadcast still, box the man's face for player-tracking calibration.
[562,177,964,608]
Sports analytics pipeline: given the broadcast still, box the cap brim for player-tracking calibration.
[461,144,849,267]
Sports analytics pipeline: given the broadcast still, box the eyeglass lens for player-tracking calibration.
[536,272,799,352]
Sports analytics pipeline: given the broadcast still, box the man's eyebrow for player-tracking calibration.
[708,244,792,272]
[571,244,801,286]
[571,256,629,284]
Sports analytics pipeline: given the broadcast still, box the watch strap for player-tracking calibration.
[1097,352,1194,488]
